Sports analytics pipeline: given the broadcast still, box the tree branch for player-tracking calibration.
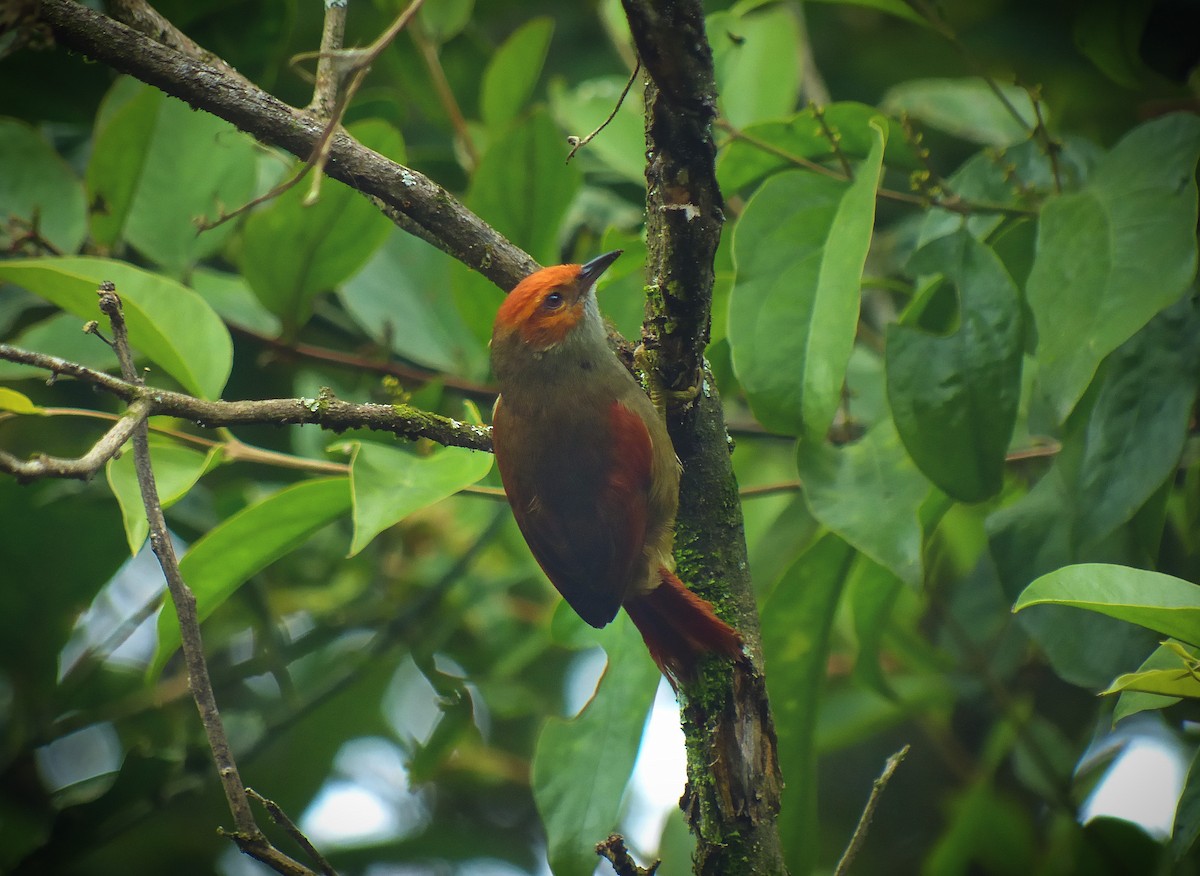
[36,0,537,291]
[620,0,786,872]
[0,343,493,458]
[0,396,149,482]
[96,283,318,876]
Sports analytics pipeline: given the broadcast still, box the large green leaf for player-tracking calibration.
[532,614,660,876]
[0,257,232,399]
[239,120,399,327]
[454,108,581,344]
[466,107,580,264]
[729,120,885,437]
[106,439,221,556]
[761,534,854,876]
[0,117,86,254]
[344,440,493,557]
[339,228,483,375]
[1015,564,1200,646]
[708,4,801,129]
[1027,113,1200,421]
[86,82,258,272]
[151,477,351,677]
[887,230,1023,502]
[798,419,931,587]
[881,78,1041,146]
[480,18,554,130]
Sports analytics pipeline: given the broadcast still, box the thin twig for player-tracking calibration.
[410,14,478,170]
[811,101,853,178]
[248,789,340,876]
[833,744,911,876]
[96,282,318,876]
[596,833,660,876]
[566,58,641,163]
[717,119,1037,217]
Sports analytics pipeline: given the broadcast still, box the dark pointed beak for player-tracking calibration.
[579,250,623,286]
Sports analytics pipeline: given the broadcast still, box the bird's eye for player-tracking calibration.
[542,291,564,310]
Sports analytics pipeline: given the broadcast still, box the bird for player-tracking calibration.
[489,250,744,684]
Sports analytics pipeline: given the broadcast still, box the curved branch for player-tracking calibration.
[36,0,537,291]
[0,396,150,482]
[0,343,493,456]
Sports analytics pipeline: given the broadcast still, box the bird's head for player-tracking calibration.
[492,250,622,353]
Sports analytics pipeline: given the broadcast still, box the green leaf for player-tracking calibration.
[1172,748,1200,861]
[1102,667,1200,699]
[106,439,220,556]
[848,555,904,698]
[917,137,1099,247]
[339,228,483,375]
[717,103,916,195]
[151,477,351,678]
[419,0,473,43]
[190,268,282,337]
[881,77,1041,147]
[804,0,927,25]
[239,120,397,327]
[480,18,554,129]
[0,117,86,254]
[0,388,42,414]
[729,120,885,437]
[798,419,931,586]
[1014,564,1200,646]
[0,257,232,399]
[1113,643,1188,723]
[1027,113,1200,421]
[1073,0,1155,89]
[454,108,581,344]
[761,534,854,876]
[886,230,1023,502]
[466,107,580,264]
[548,76,646,185]
[86,82,258,272]
[532,614,660,876]
[344,441,493,557]
[708,5,801,128]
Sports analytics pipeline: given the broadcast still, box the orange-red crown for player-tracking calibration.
[493,251,622,350]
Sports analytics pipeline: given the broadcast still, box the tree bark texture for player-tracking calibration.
[621,1,787,872]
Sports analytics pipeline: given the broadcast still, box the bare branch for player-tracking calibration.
[596,834,659,876]
[834,745,911,876]
[247,789,340,876]
[305,0,348,118]
[0,343,493,454]
[36,0,536,291]
[96,283,320,876]
[0,396,149,482]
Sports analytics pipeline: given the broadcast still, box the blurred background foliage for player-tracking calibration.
[1,0,1199,874]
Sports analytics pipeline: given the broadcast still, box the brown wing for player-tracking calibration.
[492,398,652,627]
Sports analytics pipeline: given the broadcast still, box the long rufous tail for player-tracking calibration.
[624,567,745,685]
